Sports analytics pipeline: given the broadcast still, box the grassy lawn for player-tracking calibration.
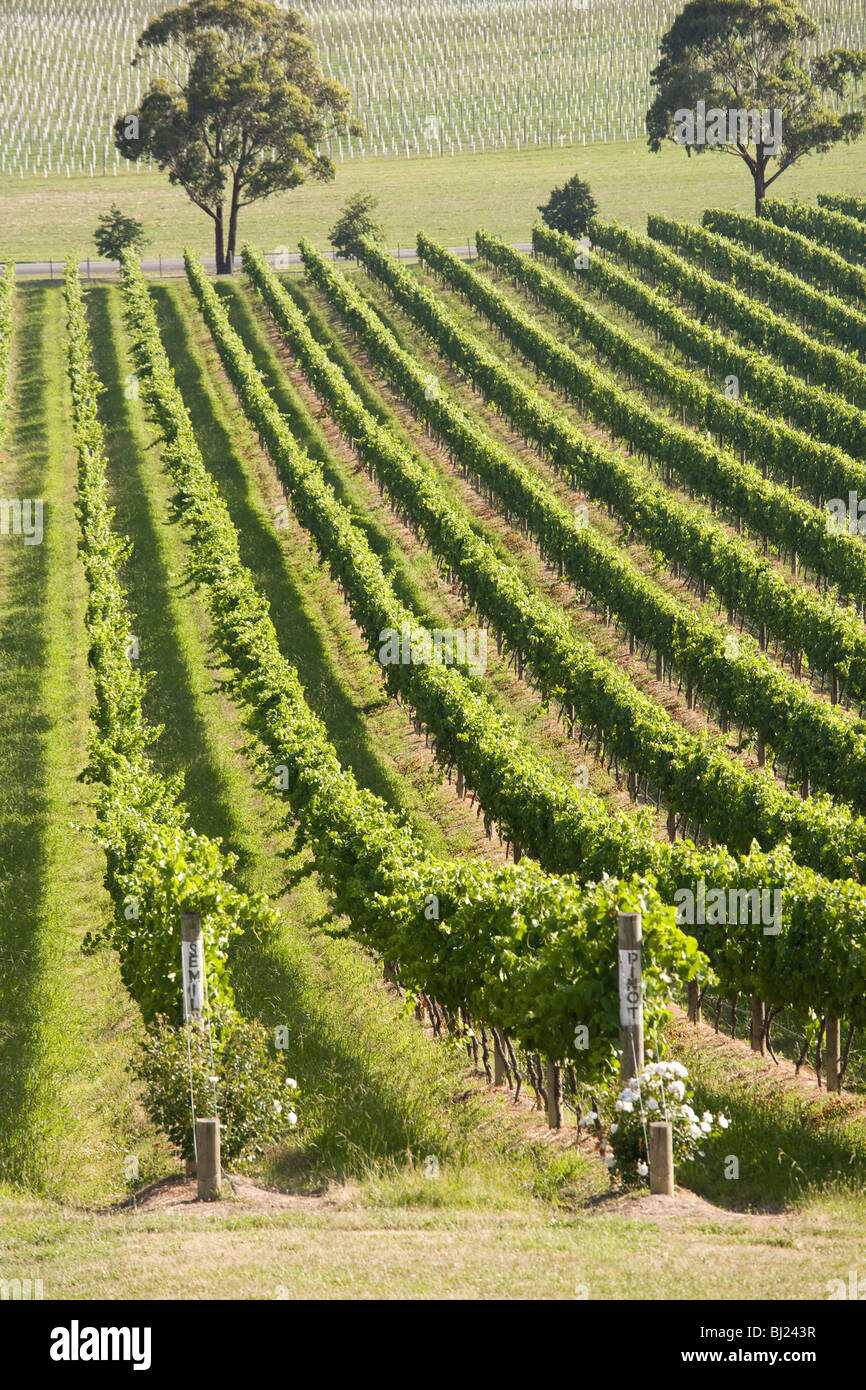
[3,137,866,263]
[0,1180,863,1299]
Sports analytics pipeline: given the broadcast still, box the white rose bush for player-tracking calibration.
[132,1013,302,1168]
[603,1061,729,1190]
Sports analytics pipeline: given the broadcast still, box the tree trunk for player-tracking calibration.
[753,154,767,217]
[226,179,242,274]
[214,203,228,275]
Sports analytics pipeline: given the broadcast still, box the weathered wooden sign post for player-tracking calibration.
[617,911,673,1196]
[649,1121,674,1197]
[617,911,644,1084]
[181,912,204,1023]
[181,912,222,1199]
[195,1118,222,1201]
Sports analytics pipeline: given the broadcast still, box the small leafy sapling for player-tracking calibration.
[94,204,148,263]
[538,175,598,239]
[329,191,386,260]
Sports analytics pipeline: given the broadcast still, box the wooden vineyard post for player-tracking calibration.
[826,1018,841,1093]
[617,912,644,1083]
[750,995,765,1054]
[649,1122,674,1196]
[182,912,222,1198]
[196,1119,221,1200]
[545,1060,562,1129]
[618,913,674,1193]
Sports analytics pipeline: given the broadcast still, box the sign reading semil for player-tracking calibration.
[182,936,203,1020]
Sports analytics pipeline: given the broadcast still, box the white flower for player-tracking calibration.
[668,1080,686,1101]
[609,1123,619,1134]
[700,1120,712,1134]
[718,1115,729,1129]
[286,1077,297,1089]
[690,1123,702,1138]
[702,1111,713,1124]
[620,1088,634,1103]
[683,1104,698,1122]
[615,1100,633,1113]
[288,1111,298,1126]
[637,1162,649,1177]
[647,1097,659,1111]
[604,1153,616,1168]
[273,1099,283,1114]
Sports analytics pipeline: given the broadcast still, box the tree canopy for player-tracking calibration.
[94,204,149,262]
[328,191,385,258]
[115,0,355,271]
[537,174,598,238]
[646,0,866,213]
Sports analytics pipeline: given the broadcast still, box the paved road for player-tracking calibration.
[13,242,535,278]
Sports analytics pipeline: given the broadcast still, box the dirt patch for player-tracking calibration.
[109,1173,333,1215]
[581,1184,813,1228]
[584,1186,744,1222]
[112,1158,763,1230]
